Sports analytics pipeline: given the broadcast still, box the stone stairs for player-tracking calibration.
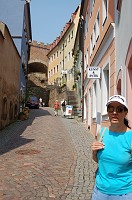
[67,91,82,117]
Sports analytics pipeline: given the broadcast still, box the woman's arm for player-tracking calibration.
[92,150,98,163]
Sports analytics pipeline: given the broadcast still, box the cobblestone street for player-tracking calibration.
[0,107,97,200]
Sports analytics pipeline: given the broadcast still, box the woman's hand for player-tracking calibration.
[91,140,105,162]
[92,141,105,151]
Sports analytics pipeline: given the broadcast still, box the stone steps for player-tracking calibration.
[67,91,82,117]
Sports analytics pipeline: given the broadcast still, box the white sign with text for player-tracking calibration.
[66,105,73,116]
[87,67,100,79]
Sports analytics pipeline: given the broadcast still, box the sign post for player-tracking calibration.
[87,66,101,138]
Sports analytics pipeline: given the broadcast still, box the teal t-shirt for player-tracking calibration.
[96,127,132,195]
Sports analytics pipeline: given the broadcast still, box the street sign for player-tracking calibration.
[87,67,100,79]
[61,70,67,75]
[66,105,73,116]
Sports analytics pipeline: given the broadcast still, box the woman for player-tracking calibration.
[91,95,132,200]
[54,100,59,116]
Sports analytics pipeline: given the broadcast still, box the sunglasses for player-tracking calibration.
[107,106,125,113]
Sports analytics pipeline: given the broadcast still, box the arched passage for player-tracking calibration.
[28,58,48,73]
[28,61,48,86]
[27,41,50,106]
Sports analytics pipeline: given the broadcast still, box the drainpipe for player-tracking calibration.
[62,38,67,102]
[79,15,84,122]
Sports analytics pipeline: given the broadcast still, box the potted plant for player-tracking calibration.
[19,112,26,121]
[23,107,29,119]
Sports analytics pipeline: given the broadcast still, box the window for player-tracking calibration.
[84,49,88,72]
[68,34,70,42]
[56,51,58,57]
[90,35,93,56]
[48,71,50,78]
[54,67,55,74]
[57,65,58,72]
[84,11,88,38]
[84,54,87,71]
[62,44,64,50]
[96,12,100,41]
[93,24,96,49]
[62,60,64,70]
[65,39,67,47]
[89,12,100,53]
[86,49,88,67]
[71,30,73,38]
[68,52,70,61]
[90,0,93,16]
[102,0,108,26]
[117,0,122,23]
[117,0,122,12]
[93,0,96,6]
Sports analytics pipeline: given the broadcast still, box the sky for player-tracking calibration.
[30,0,81,44]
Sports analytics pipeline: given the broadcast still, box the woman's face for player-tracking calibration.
[107,102,128,125]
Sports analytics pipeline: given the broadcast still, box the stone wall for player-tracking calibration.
[27,41,51,106]
[48,86,67,108]
[29,41,50,67]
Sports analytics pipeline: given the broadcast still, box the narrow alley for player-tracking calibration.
[0,108,97,200]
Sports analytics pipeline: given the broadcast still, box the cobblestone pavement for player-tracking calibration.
[0,107,97,200]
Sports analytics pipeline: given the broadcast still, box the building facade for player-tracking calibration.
[72,19,83,114]
[0,22,20,129]
[80,0,116,134]
[0,0,32,111]
[48,6,80,92]
[79,0,132,134]
[115,0,132,127]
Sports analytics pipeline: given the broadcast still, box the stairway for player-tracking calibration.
[67,91,82,117]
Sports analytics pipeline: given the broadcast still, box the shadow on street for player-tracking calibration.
[0,107,51,155]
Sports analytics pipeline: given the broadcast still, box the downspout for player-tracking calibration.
[79,15,84,122]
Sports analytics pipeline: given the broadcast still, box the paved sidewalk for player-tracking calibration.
[0,107,97,200]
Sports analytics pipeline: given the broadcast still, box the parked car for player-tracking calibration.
[26,96,39,109]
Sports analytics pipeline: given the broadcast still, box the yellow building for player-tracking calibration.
[48,6,80,91]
